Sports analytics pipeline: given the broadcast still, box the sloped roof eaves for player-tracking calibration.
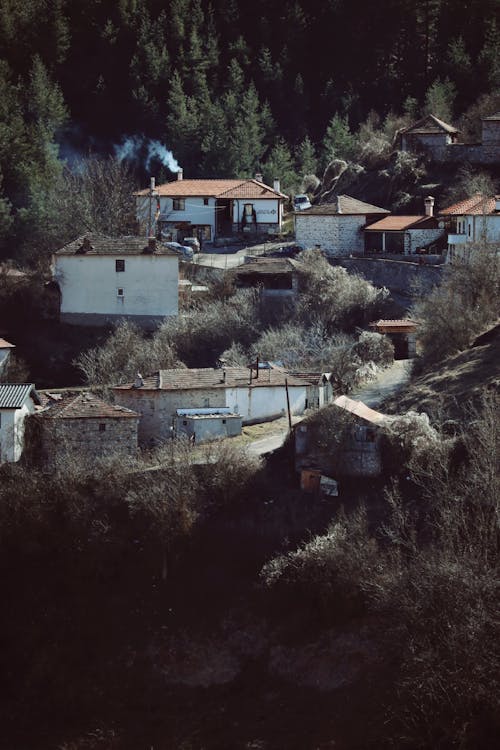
[296,195,389,216]
[135,179,286,200]
[39,392,139,419]
[333,395,391,425]
[0,338,15,349]
[0,383,38,409]
[55,235,178,257]
[400,114,459,135]
[440,195,497,216]
[113,367,307,391]
[365,215,436,231]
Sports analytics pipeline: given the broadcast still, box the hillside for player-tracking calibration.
[385,321,500,416]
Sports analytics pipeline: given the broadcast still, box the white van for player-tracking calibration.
[293,194,312,211]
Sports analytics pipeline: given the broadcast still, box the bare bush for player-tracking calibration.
[352,330,394,367]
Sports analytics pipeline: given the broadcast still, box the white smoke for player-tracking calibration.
[114,136,180,172]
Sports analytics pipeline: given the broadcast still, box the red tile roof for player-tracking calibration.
[365,216,436,231]
[113,366,312,392]
[440,194,498,216]
[135,178,287,199]
[39,392,139,419]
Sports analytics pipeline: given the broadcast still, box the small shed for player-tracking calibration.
[369,319,418,358]
[175,407,242,443]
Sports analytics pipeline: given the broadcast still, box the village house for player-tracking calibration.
[0,383,40,463]
[31,391,139,467]
[295,395,394,478]
[369,319,418,359]
[113,365,329,445]
[294,195,389,255]
[398,111,500,164]
[440,194,500,261]
[0,338,15,376]
[135,172,287,243]
[364,196,445,255]
[52,234,179,327]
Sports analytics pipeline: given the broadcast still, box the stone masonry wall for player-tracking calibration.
[420,143,500,164]
[331,257,443,298]
[296,215,366,255]
[406,228,445,253]
[113,387,226,445]
[39,417,138,467]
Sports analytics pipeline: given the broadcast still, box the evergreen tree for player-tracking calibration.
[424,77,456,122]
[296,137,318,178]
[322,114,356,168]
[263,139,298,193]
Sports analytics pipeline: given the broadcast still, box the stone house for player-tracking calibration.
[135,172,287,242]
[440,194,500,262]
[364,196,445,255]
[0,337,15,376]
[52,234,179,327]
[0,383,40,463]
[32,391,139,467]
[398,114,460,152]
[113,366,324,446]
[294,195,389,255]
[295,395,393,478]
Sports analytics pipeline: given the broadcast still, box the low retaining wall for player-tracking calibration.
[330,257,444,297]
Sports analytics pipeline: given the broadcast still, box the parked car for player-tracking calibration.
[182,237,201,253]
[163,241,194,261]
[293,194,312,211]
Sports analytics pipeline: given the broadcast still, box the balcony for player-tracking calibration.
[447,233,468,244]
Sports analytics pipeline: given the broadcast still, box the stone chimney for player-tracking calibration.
[255,172,263,183]
[177,169,183,181]
[424,195,435,217]
[150,176,155,191]
[273,179,281,193]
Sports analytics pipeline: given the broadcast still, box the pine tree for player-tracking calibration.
[322,114,356,168]
[296,137,318,178]
[263,139,298,193]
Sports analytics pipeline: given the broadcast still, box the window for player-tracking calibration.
[244,203,254,216]
[204,398,210,407]
[115,259,125,272]
[222,419,226,424]
[99,423,106,432]
[203,198,209,206]
[183,420,187,426]
[173,198,185,211]
[117,288,124,297]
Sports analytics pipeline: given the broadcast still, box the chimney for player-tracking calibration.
[255,172,263,183]
[133,373,144,388]
[150,177,155,191]
[273,179,281,193]
[424,195,435,217]
[177,169,183,181]
[77,236,92,254]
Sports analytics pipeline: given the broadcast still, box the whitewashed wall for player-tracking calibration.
[225,384,306,423]
[232,198,281,228]
[54,254,179,322]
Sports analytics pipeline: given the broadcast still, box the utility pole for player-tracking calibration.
[285,378,292,431]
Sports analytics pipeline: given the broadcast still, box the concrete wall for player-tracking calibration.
[54,254,179,322]
[37,416,139,467]
[175,414,242,442]
[295,214,366,255]
[225,383,306,424]
[0,401,35,463]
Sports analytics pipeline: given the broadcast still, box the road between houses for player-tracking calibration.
[245,360,413,456]
[191,241,297,270]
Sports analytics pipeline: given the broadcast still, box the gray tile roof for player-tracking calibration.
[296,195,389,216]
[0,383,38,409]
[38,391,139,419]
[55,234,178,256]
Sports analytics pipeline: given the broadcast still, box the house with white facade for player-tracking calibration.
[0,383,40,463]
[0,338,15,376]
[52,234,179,327]
[294,195,389,255]
[113,366,328,445]
[364,196,445,255]
[135,172,287,243]
[440,194,500,262]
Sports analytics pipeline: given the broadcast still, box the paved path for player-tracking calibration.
[349,359,413,408]
[192,241,297,270]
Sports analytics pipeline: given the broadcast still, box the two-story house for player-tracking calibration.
[52,234,179,327]
[135,172,287,243]
[441,194,500,261]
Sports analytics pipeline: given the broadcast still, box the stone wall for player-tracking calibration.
[113,387,226,445]
[330,256,443,298]
[418,142,500,164]
[295,215,366,255]
[37,416,139,467]
[406,228,445,253]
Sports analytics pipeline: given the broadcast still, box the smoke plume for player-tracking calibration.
[114,136,180,172]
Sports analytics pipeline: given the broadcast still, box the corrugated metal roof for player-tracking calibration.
[55,234,178,256]
[135,178,287,199]
[296,195,389,216]
[333,395,392,425]
[0,383,38,409]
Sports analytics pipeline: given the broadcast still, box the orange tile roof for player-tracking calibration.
[440,194,497,216]
[365,216,433,231]
[135,178,287,199]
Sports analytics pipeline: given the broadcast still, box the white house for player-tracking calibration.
[294,195,389,255]
[440,194,500,262]
[0,383,40,463]
[364,197,445,255]
[113,366,325,445]
[135,172,287,242]
[52,234,179,327]
[0,338,15,376]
